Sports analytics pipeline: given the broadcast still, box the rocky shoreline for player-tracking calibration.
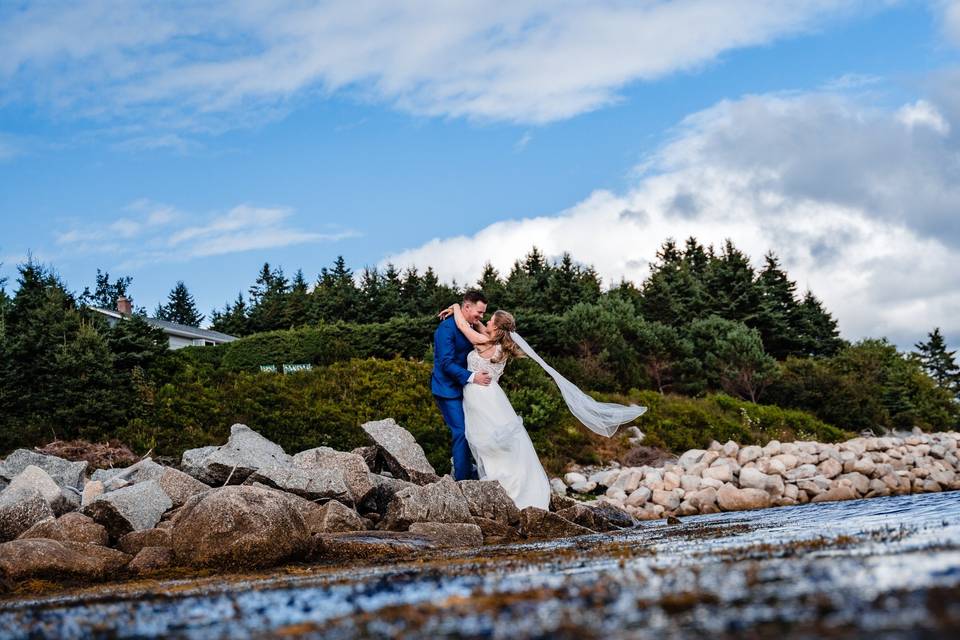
[557,429,960,519]
[0,420,958,589]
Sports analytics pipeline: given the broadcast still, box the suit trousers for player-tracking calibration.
[434,395,478,481]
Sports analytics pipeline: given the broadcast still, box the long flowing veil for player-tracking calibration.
[510,332,647,437]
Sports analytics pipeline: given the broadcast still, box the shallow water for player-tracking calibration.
[3,491,960,639]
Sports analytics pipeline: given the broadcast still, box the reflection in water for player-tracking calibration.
[3,491,960,638]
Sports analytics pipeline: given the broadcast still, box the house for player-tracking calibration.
[88,296,238,350]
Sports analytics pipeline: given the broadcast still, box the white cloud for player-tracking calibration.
[55,200,357,265]
[897,99,950,135]
[940,0,960,45]
[0,1,868,128]
[383,90,960,349]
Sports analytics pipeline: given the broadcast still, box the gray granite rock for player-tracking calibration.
[361,419,438,485]
[158,467,210,507]
[457,480,521,525]
[5,465,61,505]
[307,499,370,534]
[293,447,373,504]
[81,480,173,538]
[180,425,291,485]
[518,507,594,538]
[171,485,311,568]
[0,487,54,541]
[0,450,87,490]
[380,476,473,530]
[248,465,352,504]
[359,474,419,515]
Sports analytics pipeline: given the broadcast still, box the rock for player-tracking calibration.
[0,487,55,541]
[763,440,782,457]
[838,472,870,495]
[98,458,165,490]
[81,480,172,539]
[248,465,352,504]
[0,539,130,582]
[570,480,598,494]
[702,466,733,483]
[772,453,799,471]
[549,493,578,512]
[361,419,439,485]
[817,458,843,479]
[662,471,680,491]
[408,522,483,547]
[472,516,520,543]
[0,450,87,491]
[564,472,587,485]
[157,467,209,507]
[17,512,108,546]
[722,441,739,457]
[293,447,374,504]
[612,469,643,493]
[687,487,718,511]
[652,489,681,510]
[458,480,521,525]
[351,445,381,471]
[359,474,419,516]
[587,501,636,529]
[716,483,771,511]
[699,477,724,490]
[605,488,627,502]
[128,546,175,574]
[81,481,104,507]
[381,477,473,530]
[625,486,651,507]
[309,500,368,534]
[853,457,876,476]
[518,507,594,538]
[550,477,568,495]
[785,464,818,482]
[737,446,763,465]
[738,468,784,496]
[680,475,700,492]
[172,485,311,568]
[811,485,858,503]
[678,449,706,470]
[555,504,607,532]
[119,528,172,555]
[6,465,61,505]
[314,531,439,560]
[180,424,292,485]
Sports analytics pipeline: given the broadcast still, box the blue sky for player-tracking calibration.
[2,1,960,348]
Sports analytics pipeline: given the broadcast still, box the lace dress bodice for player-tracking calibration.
[467,346,506,385]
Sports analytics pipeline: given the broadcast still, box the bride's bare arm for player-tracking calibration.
[451,304,489,345]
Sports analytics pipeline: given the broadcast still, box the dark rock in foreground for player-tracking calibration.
[314,531,440,560]
[0,539,130,581]
[17,512,109,546]
[172,485,311,568]
[519,507,594,538]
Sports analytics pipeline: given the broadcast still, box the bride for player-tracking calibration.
[440,303,647,510]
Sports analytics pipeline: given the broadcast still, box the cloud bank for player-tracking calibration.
[0,0,866,128]
[384,89,960,348]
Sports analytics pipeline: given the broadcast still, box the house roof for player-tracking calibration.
[88,307,237,343]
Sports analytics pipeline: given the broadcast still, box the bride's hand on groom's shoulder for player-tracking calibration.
[438,305,455,320]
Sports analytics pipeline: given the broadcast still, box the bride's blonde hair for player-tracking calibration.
[487,310,525,363]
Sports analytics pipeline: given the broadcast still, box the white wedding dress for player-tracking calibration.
[463,345,551,510]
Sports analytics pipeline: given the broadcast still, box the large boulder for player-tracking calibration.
[380,477,473,530]
[247,465,352,504]
[716,483,771,511]
[555,504,606,532]
[293,447,374,504]
[359,474,420,515]
[81,480,173,539]
[361,419,439,485]
[17,512,109,546]
[313,531,439,560]
[0,487,54,541]
[0,449,87,491]
[408,522,483,548]
[171,485,311,568]
[158,467,210,507]
[0,539,130,581]
[457,480,520,525]
[118,528,173,555]
[180,424,292,485]
[92,458,164,489]
[128,546,174,575]
[519,507,594,539]
[472,516,520,543]
[308,499,369,534]
[585,501,636,529]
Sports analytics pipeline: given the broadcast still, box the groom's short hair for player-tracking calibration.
[463,290,487,305]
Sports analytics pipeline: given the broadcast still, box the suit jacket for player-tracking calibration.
[431,316,473,398]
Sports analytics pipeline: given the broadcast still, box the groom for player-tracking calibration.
[432,290,491,480]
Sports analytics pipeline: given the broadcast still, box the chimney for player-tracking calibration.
[116,296,132,316]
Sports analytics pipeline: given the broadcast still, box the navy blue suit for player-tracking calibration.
[432,316,478,480]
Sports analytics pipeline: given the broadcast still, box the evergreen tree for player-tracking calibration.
[476,262,504,307]
[638,239,689,326]
[634,320,692,394]
[755,252,804,359]
[247,263,289,332]
[545,252,582,313]
[286,269,310,327]
[399,267,423,315]
[210,292,250,336]
[913,328,960,396]
[703,239,760,324]
[310,256,361,322]
[79,269,133,309]
[155,281,204,327]
[796,291,845,357]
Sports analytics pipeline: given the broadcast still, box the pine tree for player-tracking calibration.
[796,291,845,357]
[913,328,960,396]
[476,262,504,306]
[247,263,289,331]
[703,239,760,324]
[210,292,250,336]
[79,269,133,309]
[545,252,582,313]
[638,239,688,326]
[310,256,361,322]
[755,252,804,359]
[155,281,204,327]
[286,269,310,327]
[400,267,423,315]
